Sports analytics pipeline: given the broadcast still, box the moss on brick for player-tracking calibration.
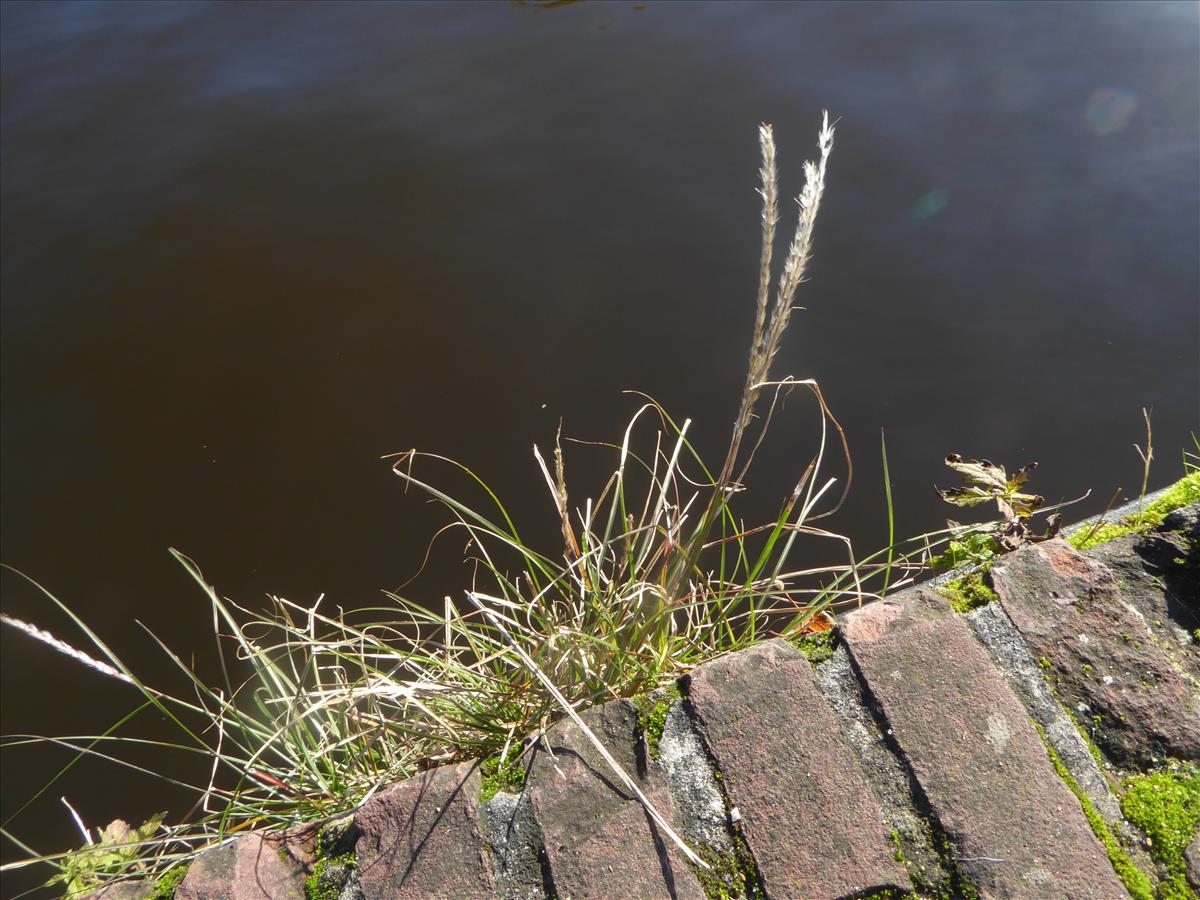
[479,743,527,802]
[304,852,355,900]
[691,830,764,899]
[792,630,837,665]
[1070,473,1200,551]
[633,685,681,761]
[1121,762,1200,898]
[937,572,998,614]
[150,864,189,900]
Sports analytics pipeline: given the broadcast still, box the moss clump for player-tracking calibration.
[150,864,189,900]
[692,831,764,899]
[1070,473,1200,550]
[479,743,527,803]
[1121,763,1200,897]
[792,630,837,665]
[890,828,906,864]
[634,686,681,761]
[937,572,997,614]
[1035,723,1155,899]
[1157,873,1198,900]
[305,852,355,900]
[301,815,359,900]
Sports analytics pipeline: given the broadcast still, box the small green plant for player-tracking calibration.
[929,454,1061,572]
[51,812,165,896]
[927,529,1000,574]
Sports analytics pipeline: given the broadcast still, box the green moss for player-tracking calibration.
[1121,763,1200,897]
[1071,521,1136,550]
[479,743,527,802]
[937,572,997,614]
[792,630,837,665]
[925,827,980,900]
[1156,873,1198,900]
[633,685,681,761]
[150,864,189,900]
[302,815,358,900]
[1034,722,1155,899]
[890,828,906,864]
[304,852,355,900]
[692,830,764,899]
[1070,473,1200,550]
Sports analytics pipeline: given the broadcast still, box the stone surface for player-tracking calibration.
[992,538,1200,766]
[353,761,493,899]
[656,699,735,858]
[815,644,955,896]
[1086,532,1199,676]
[1163,500,1200,541]
[527,699,703,900]
[175,832,309,900]
[481,788,550,900]
[841,588,1126,898]
[687,639,910,899]
[1186,830,1200,890]
[85,883,154,899]
[966,601,1125,824]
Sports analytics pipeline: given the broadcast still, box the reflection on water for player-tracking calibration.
[1,0,1196,889]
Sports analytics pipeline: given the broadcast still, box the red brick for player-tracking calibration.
[841,589,1126,897]
[688,639,910,899]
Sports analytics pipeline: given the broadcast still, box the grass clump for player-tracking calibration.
[0,115,860,889]
[936,572,997,614]
[1121,763,1200,898]
[1070,472,1200,550]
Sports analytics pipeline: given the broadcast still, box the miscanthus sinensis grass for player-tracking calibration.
[1,113,966,893]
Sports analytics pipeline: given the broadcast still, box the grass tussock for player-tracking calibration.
[0,113,1029,893]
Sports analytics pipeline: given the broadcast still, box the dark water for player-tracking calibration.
[2,0,1197,890]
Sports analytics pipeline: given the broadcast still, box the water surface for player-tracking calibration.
[2,1,1197,889]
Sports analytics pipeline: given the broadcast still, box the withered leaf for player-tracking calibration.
[1009,491,1045,518]
[1007,461,1038,490]
[935,485,996,508]
[943,454,1009,491]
